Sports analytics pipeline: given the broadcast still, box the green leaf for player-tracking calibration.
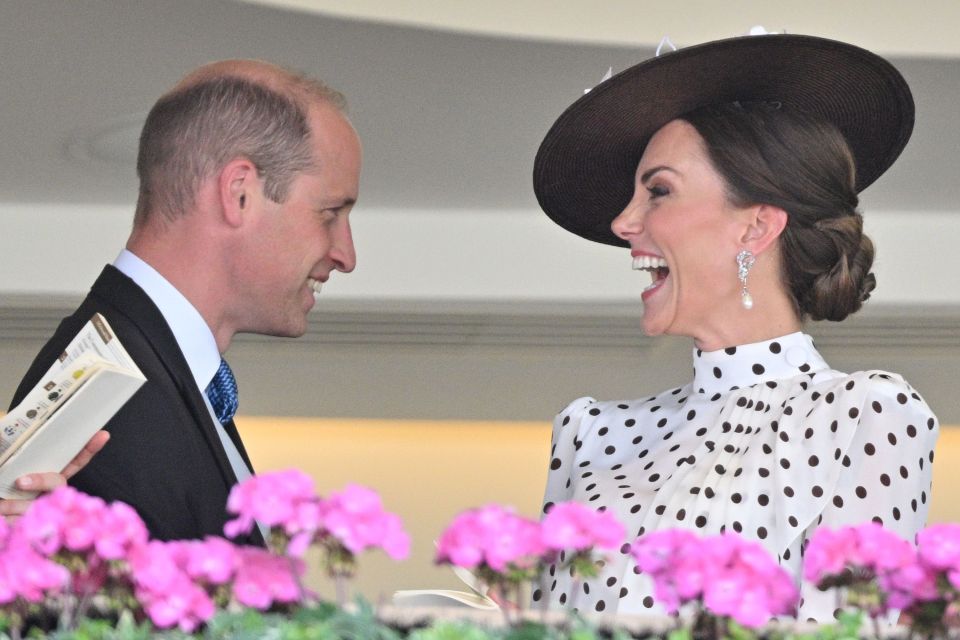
[408,621,494,640]
[725,621,758,640]
[503,621,552,640]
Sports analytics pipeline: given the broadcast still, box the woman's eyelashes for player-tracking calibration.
[646,183,670,199]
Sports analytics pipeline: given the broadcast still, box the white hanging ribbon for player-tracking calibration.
[655,36,677,56]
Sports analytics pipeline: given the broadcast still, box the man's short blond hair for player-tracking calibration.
[133,62,345,227]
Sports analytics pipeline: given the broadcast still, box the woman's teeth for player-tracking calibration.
[633,256,669,293]
[307,278,323,295]
[632,256,668,271]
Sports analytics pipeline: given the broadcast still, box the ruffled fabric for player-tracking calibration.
[540,332,939,621]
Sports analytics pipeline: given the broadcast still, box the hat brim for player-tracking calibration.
[533,34,915,247]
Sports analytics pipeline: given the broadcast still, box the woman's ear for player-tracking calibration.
[740,204,788,255]
[218,157,258,228]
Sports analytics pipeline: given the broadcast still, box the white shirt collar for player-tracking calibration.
[113,249,221,391]
[692,332,830,395]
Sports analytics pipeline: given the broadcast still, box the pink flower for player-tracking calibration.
[94,501,149,560]
[437,505,545,573]
[319,484,410,560]
[15,487,101,555]
[541,502,625,553]
[802,527,858,582]
[232,547,304,609]
[631,529,699,578]
[181,537,240,585]
[880,559,941,610]
[632,531,797,627]
[11,487,149,598]
[804,523,914,586]
[702,536,797,626]
[224,469,320,541]
[142,575,215,632]
[15,486,148,562]
[917,524,960,571]
[129,541,186,595]
[856,522,915,571]
[0,538,69,604]
[128,540,224,632]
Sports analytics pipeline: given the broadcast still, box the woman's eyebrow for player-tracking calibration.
[639,165,678,184]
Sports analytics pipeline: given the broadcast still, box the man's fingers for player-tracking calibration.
[61,430,110,480]
[0,498,31,517]
[15,471,66,493]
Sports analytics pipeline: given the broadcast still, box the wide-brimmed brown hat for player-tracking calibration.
[533,33,914,247]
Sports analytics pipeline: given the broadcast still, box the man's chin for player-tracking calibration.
[260,315,309,340]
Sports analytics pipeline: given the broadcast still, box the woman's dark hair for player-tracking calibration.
[681,102,876,321]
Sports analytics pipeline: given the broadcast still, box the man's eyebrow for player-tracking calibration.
[639,165,679,184]
[322,196,357,208]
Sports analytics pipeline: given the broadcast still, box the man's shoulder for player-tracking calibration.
[9,266,176,409]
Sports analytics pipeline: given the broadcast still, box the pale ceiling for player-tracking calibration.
[1,0,957,212]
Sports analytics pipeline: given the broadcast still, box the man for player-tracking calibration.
[9,60,360,542]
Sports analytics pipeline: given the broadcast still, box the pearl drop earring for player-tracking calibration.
[736,249,756,310]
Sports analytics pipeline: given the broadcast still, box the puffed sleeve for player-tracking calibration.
[541,397,595,515]
[797,372,940,620]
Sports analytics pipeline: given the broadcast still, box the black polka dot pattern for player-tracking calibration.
[541,332,939,623]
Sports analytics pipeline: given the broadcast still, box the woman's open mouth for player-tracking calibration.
[632,255,670,297]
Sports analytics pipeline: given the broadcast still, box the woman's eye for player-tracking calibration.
[647,184,669,199]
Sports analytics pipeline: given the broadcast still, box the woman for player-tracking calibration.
[533,33,939,621]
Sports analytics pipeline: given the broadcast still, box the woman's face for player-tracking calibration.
[611,119,752,342]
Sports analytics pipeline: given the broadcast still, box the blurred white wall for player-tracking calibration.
[2,203,958,304]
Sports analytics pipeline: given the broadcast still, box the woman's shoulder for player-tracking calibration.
[552,384,694,428]
[809,368,938,428]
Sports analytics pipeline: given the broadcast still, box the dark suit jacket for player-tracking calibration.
[10,265,262,545]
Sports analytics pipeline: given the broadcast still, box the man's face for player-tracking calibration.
[235,102,361,338]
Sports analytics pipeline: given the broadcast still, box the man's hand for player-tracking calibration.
[0,430,110,520]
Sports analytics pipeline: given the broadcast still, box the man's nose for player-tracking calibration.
[331,218,356,273]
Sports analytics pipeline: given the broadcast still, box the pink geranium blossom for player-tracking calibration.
[804,523,915,588]
[917,524,960,571]
[437,505,545,573]
[880,558,941,611]
[318,484,410,560]
[541,502,625,553]
[128,541,217,632]
[15,486,147,561]
[12,486,148,599]
[224,469,321,547]
[232,546,304,610]
[95,501,150,560]
[632,530,797,628]
[0,537,69,604]
[875,524,960,613]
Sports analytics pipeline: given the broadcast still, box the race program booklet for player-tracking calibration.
[0,314,145,498]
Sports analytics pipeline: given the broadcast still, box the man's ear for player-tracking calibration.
[740,204,788,255]
[218,158,259,228]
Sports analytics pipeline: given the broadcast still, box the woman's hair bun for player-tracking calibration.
[798,215,876,321]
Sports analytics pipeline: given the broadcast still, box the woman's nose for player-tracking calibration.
[611,202,643,240]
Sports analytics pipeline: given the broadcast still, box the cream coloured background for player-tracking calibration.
[238,417,960,601]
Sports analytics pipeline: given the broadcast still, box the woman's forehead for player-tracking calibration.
[637,120,709,175]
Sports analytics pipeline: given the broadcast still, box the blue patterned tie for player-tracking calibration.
[205,358,239,424]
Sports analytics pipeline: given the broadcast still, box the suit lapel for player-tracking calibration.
[89,266,243,487]
[222,418,255,472]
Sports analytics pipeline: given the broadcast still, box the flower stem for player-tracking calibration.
[334,573,348,607]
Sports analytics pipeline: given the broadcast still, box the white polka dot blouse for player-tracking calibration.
[539,332,939,622]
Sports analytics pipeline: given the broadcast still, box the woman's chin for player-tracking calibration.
[640,311,668,337]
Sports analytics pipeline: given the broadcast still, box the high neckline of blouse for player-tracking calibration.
[691,332,830,395]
